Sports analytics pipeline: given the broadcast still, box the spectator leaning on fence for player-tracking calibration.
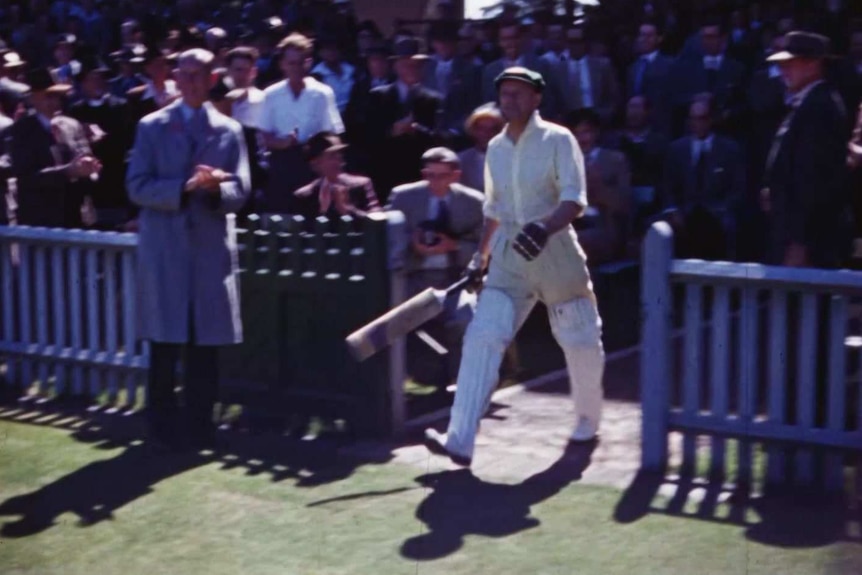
[125,48,251,452]
[292,130,380,224]
[386,146,484,391]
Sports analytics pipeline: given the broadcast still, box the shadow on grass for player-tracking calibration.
[613,468,861,549]
[0,398,395,538]
[398,440,597,561]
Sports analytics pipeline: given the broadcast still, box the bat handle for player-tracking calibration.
[446,275,472,296]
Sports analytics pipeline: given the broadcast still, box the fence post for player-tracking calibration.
[385,210,407,439]
[641,222,674,472]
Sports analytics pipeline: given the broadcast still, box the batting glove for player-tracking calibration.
[513,222,548,261]
[462,252,488,293]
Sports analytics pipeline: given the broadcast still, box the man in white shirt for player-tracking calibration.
[424,68,606,466]
[258,33,344,213]
[226,46,265,129]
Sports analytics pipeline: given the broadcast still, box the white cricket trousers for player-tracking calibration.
[445,225,605,459]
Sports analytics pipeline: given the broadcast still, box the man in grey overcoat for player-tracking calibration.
[126,48,251,450]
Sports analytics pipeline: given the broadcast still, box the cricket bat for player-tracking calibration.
[345,275,471,362]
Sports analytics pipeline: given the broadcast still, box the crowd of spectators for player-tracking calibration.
[0,0,861,270]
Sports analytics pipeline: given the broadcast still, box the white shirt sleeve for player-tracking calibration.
[259,89,276,134]
[482,159,499,220]
[555,131,588,208]
[320,84,345,135]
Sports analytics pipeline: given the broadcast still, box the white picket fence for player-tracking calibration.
[641,222,862,491]
[0,225,148,409]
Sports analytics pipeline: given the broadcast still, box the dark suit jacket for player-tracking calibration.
[291,172,381,225]
[422,57,481,135]
[8,114,94,228]
[850,103,862,238]
[69,96,135,212]
[662,134,745,219]
[625,53,675,135]
[365,82,443,203]
[763,82,852,267]
[385,181,484,275]
[552,56,620,123]
[746,69,786,199]
[343,72,394,173]
[0,114,11,224]
[109,74,144,100]
[669,55,746,138]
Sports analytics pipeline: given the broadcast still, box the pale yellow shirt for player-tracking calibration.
[483,112,587,227]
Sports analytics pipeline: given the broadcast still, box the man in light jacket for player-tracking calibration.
[126,48,251,451]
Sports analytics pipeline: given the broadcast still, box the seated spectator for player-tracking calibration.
[605,95,668,235]
[661,96,745,260]
[386,148,483,389]
[292,131,381,225]
[458,103,504,193]
[566,108,632,265]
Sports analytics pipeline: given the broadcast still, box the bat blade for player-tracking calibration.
[346,288,446,362]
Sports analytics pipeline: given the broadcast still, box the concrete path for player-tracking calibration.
[348,347,685,490]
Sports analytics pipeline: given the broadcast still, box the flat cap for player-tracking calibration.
[494,66,545,93]
[421,147,460,167]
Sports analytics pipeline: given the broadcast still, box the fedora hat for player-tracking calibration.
[767,31,833,62]
[389,37,430,61]
[1,50,26,70]
[77,55,112,79]
[25,67,73,94]
[305,131,348,161]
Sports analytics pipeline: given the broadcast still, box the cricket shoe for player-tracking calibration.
[423,429,472,467]
[569,417,599,444]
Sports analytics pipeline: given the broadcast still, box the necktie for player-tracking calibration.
[189,108,206,157]
[435,198,450,233]
[319,180,332,214]
[765,101,799,175]
[437,61,450,97]
[695,143,709,200]
[706,67,718,92]
[635,57,649,95]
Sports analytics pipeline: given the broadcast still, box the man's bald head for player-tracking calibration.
[176,48,216,108]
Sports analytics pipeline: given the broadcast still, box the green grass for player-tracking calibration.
[0,420,859,575]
